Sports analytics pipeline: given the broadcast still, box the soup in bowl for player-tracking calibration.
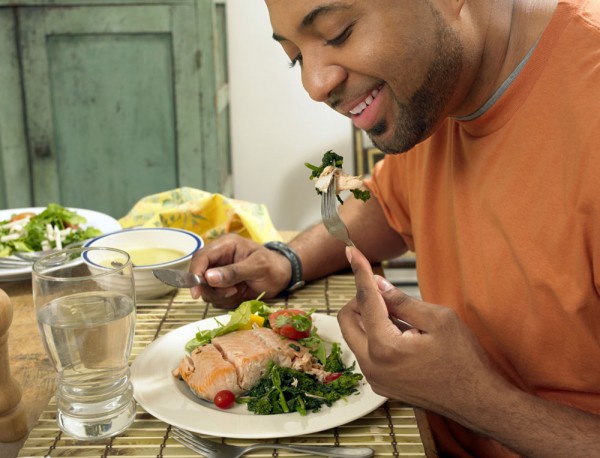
[85,228,204,299]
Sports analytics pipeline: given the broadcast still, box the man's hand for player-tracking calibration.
[188,234,292,309]
[338,246,502,415]
[338,246,600,457]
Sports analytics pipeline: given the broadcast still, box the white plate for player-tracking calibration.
[0,207,122,282]
[131,314,386,439]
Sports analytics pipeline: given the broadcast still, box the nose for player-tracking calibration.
[301,53,347,103]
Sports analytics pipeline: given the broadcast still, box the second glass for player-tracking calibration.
[32,247,136,440]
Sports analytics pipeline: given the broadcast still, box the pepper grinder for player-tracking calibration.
[0,288,28,441]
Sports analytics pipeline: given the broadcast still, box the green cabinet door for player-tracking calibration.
[197,0,232,196]
[18,1,230,219]
[0,9,31,209]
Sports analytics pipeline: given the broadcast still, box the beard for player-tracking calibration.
[368,8,463,154]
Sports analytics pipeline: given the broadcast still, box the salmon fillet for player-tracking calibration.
[213,329,279,390]
[174,343,242,401]
[174,327,326,402]
[253,326,299,365]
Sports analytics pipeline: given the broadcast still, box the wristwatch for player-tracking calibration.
[264,241,305,294]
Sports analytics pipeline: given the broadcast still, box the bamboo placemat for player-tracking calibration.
[18,275,436,457]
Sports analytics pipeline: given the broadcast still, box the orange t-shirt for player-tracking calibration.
[367,0,600,456]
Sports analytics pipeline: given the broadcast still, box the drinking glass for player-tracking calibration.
[32,247,136,440]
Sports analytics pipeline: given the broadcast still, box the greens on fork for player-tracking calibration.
[305,150,371,203]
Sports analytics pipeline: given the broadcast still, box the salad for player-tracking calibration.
[183,295,363,415]
[0,203,102,257]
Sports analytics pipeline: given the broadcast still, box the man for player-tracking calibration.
[190,0,600,455]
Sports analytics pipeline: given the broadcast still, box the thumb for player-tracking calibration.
[205,262,249,287]
[205,251,269,288]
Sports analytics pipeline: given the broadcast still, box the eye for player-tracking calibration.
[289,53,303,69]
[324,22,355,46]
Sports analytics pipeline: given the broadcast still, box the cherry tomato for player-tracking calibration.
[268,309,312,340]
[213,390,236,409]
[323,372,342,383]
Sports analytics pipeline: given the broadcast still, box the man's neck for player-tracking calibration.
[454,0,559,117]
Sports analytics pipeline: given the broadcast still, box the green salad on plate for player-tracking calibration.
[0,203,102,258]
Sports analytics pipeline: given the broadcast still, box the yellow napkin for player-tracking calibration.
[118,187,281,244]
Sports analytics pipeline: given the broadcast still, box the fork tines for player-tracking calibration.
[321,170,355,247]
[172,427,220,456]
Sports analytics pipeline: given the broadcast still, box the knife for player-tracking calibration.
[152,268,206,288]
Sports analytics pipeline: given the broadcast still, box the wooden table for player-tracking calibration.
[0,229,303,451]
[0,267,436,458]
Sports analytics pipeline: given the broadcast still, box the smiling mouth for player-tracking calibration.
[349,87,381,116]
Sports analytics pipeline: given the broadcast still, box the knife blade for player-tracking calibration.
[152,268,205,288]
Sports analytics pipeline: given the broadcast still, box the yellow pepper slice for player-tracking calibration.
[238,314,265,330]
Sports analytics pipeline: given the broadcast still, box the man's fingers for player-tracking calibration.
[346,247,395,333]
[337,301,370,361]
[200,285,247,309]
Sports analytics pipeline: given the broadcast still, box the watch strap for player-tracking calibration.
[264,241,305,294]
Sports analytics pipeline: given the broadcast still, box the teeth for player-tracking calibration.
[350,102,367,115]
[349,87,380,116]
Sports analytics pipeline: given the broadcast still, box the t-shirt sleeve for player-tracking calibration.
[364,155,415,251]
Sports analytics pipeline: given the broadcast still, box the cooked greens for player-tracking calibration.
[305,150,344,180]
[350,188,371,202]
[238,361,363,416]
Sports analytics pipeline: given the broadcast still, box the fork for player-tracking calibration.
[320,167,414,333]
[12,239,91,262]
[171,427,374,458]
[0,257,32,269]
[321,169,355,247]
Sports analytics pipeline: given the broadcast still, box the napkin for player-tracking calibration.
[118,187,282,244]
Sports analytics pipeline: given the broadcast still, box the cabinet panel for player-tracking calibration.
[214,1,232,195]
[0,9,31,208]
[19,4,207,218]
[47,34,178,216]
[193,0,231,196]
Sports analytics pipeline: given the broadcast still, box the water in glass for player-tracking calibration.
[33,247,137,440]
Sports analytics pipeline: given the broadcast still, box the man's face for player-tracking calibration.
[266,0,464,153]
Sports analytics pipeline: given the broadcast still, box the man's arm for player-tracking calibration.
[290,194,409,282]
[190,194,407,307]
[459,383,600,458]
[339,247,600,458]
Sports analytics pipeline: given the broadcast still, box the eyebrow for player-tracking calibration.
[272,2,350,42]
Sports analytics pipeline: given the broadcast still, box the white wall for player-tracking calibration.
[226,1,353,231]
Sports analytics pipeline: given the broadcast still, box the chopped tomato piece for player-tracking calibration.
[324,372,342,383]
[268,309,312,340]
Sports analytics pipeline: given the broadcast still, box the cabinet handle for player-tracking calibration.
[34,144,52,158]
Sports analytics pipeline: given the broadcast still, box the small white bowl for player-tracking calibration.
[85,228,204,299]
